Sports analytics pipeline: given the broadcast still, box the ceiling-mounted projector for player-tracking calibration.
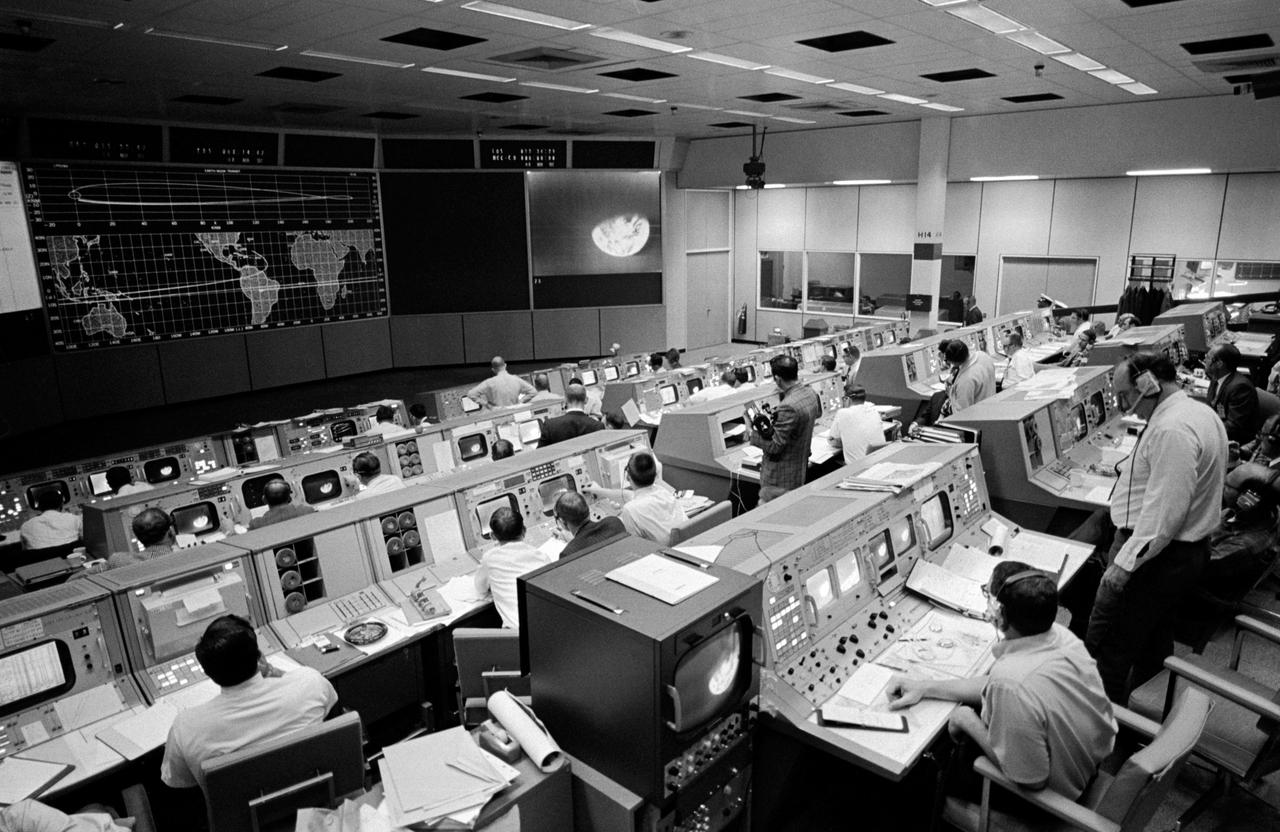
[743,124,767,189]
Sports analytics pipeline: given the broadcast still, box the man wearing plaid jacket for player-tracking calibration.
[751,354,823,504]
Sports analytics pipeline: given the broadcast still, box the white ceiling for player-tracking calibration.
[2,0,1278,140]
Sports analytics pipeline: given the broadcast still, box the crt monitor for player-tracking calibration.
[658,384,678,407]
[918,492,954,550]
[603,365,620,382]
[741,365,757,383]
[476,493,519,539]
[0,640,75,718]
[135,570,253,664]
[624,361,640,377]
[669,615,753,733]
[143,457,182,484]
[873,333,884,347]
[26,481,71,510]
[537,474,577,516]
[301,470,343,504]
[1071,403,1088,441]
[687,378,704,396]
[88,471,115,497]
[171,502,222,537]
[884,330,897,344]
[329,419,358,442]
[457,433,489,462]
[580,369,599,387]
[460,396,482,414]
[242,473,285,510]
[1087,390,1108,426]
[517,420,542,446]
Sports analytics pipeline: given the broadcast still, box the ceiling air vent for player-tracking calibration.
[487,47,610,72]
[1191,54,1280,74]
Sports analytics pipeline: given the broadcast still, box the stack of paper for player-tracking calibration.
[837,461,942,493]
[377,727,519,827]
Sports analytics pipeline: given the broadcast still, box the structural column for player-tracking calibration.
[908,117,951,331]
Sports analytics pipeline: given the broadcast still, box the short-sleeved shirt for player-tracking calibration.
[467,372,536,409]
[116,482,155,497]
[982,624,1116,799]
[474,541,555,628]
[620,485,689,547]
[162,668,338,790]
[828,404,885,465]
[1003,350,1037,388]
[354,474,405,500]
[248,502,316,530]
[20,510,82,550]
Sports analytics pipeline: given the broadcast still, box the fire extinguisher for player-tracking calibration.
[737,303,748,336]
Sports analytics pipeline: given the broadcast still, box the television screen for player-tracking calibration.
[475,493,519,539]
[885,330,896,344]
[624,361,640,377]
[687,378,704,396]
[171,501,220,536]
[329,419,358,441]
[143,457,181,483]
[742,365,757,383]
[759,361,772,379]
[835,552,862,594]
[603,365,620,382]
[26,481,70,510]
[867,530,893,570]
[537,474,577,516]
[805,568,835,610]
[659,384,678,406]
[88,471,114,497]
[301,470,343,504]
[0,640,72,715]
[580,369,598,387]
[458,433,489,461]
[670,617,751,732]
[918,492,953,549]
[873,333,884,347]
[242,474,286,510]
[460,396,481,414]
[1088,391,1108,426]
[1071,403,1088,441]
[890,516,917,558]
[518,420,542,446]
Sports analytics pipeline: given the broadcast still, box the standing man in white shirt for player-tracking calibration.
[349,452,405,499]
[467,356,536,410]
[19,490,81,550]
[828,386,888,466]
[473,508,555,628]
[162,614,338,792]
[1087,352,1227,702]
[1002,332,1037,388]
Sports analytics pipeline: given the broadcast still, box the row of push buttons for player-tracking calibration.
[154,655,203,689]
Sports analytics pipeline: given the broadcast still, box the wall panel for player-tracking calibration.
[390,315,465,366]
[943,182,982,253]
[246,328,326,390]
[1129,175,1226,258]
[533,309,601,360]
[974,181,1054,311]
[1218,173,1280,261]
[56,345,164,417]
[0,356,62,434]
[733,193,759,340]
[857,185,916,253]
[1048,178,1136,307]
[462,312,534,364]
[159,335,250,404]
[804,187,859,251]
[599,306,665,356]
[686,190,731,250]
[322,319,393,378]
[755,189,806,250]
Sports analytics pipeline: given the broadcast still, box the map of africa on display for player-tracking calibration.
[24,164,388,350]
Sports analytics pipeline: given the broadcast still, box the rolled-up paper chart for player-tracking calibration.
[989,524,1008,556]
[488,690,563,772]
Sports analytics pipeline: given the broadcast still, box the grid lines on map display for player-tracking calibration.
[24,163,388,350]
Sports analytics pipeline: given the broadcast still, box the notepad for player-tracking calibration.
[0,756,72,803]
[606,554,718,605]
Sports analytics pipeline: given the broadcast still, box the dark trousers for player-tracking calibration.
[1085,530,1208,703]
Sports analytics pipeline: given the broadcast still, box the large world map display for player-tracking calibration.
[24,164,388,350]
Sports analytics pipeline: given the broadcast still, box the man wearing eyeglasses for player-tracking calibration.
[887,562,1115,801]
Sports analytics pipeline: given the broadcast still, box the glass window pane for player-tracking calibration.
[858,253,912,315]
[1172,259,1214,300]
[804,252,857,315]
[939,255,975,323]
[1211,260,1280,298]
[759,250,804,310]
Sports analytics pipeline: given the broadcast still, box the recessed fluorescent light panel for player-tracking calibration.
[1125,168,1211,177]
[921,103,964,111]
[520,81,597,93]
[1090,69,1134,84]
[687,52,770,70]
[1051,52,1105,71]
[7,10,125,30]
[301,50,413,68]
[460,2,591,31]
[880,93,928,104]
[144,28,287,51]
[970,174,1039,181]
[919,0,968,5]
[832,179,891,185]
[828,82,885,95]
[590,28,692,54]
[422,67,516,82]
[763,183,786,189]
[602,92,667,103]
[1006,31,1069,55]
[670,102,722,110]
[1120,82,1158,95]
[772,116,817,124]
[764,68,835,84]
[723,109,770,117]
[946,5,1025,34]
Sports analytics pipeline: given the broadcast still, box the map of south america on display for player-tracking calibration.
[24,164,388,350]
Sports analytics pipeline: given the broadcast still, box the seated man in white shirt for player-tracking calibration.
[1001,332,1037,388]
[19,489,82,550]
[473,507,556,628]
[105,466,154,498]
[584,451,688,547]
[686,369,741,404]
[348,451,405,500]
[161,614,338,793]
[828,386,888,465]
[365,405,414,438]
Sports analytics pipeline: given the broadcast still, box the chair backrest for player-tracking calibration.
[202,711,364,832]
[1087,689,1212,831]
[668,501,733,546]
[453,627,525,725]
[1256,388,1280,431]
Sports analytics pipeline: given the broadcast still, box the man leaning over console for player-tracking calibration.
[887,563,1116,801]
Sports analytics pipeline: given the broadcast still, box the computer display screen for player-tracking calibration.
[0,640,72,717]
[1087,390,1108,427]
[517,420,542,446]
[867,530,893,571]
[537,474,577,516]
[26,481,71,510]
[138,570,254,664]
[88,471,114,497]
[659,384,678,406]
[890,515,917,558]
[741,365,757,383]
[329,419,358,442]
[1071,403,1088,441]
[458,433,489,461]
[669,617,751,732]
[460,396,481,414]
[873,333,884,347]
[580,369,598,387]
[475,493,519,539]
[242,473,285,510]
[918,492,953,549]
[834,552,862,594]
[624,361,640,377]
[603,365,620,382]
[884,330,896,344]
[143,457,182,483]
[687,378,704,396]
[805,568,834,611]
[172,501,220,536]
[301,470,343,504]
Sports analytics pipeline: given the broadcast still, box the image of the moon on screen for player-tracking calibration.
[591,214,650,257]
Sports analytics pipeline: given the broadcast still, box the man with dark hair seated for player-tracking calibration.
[474,507,556,628]
[553,491,626,558]
[1205,342,1259,445]
[888,562,1115,800]
[585,451,688,546]
[161,614,337,792]
[105,465,153,497]
[104,507,178,570]
[490,439,515,461]
[248,479,315,530]
[19,489,81,550]
[350,451,404,499]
